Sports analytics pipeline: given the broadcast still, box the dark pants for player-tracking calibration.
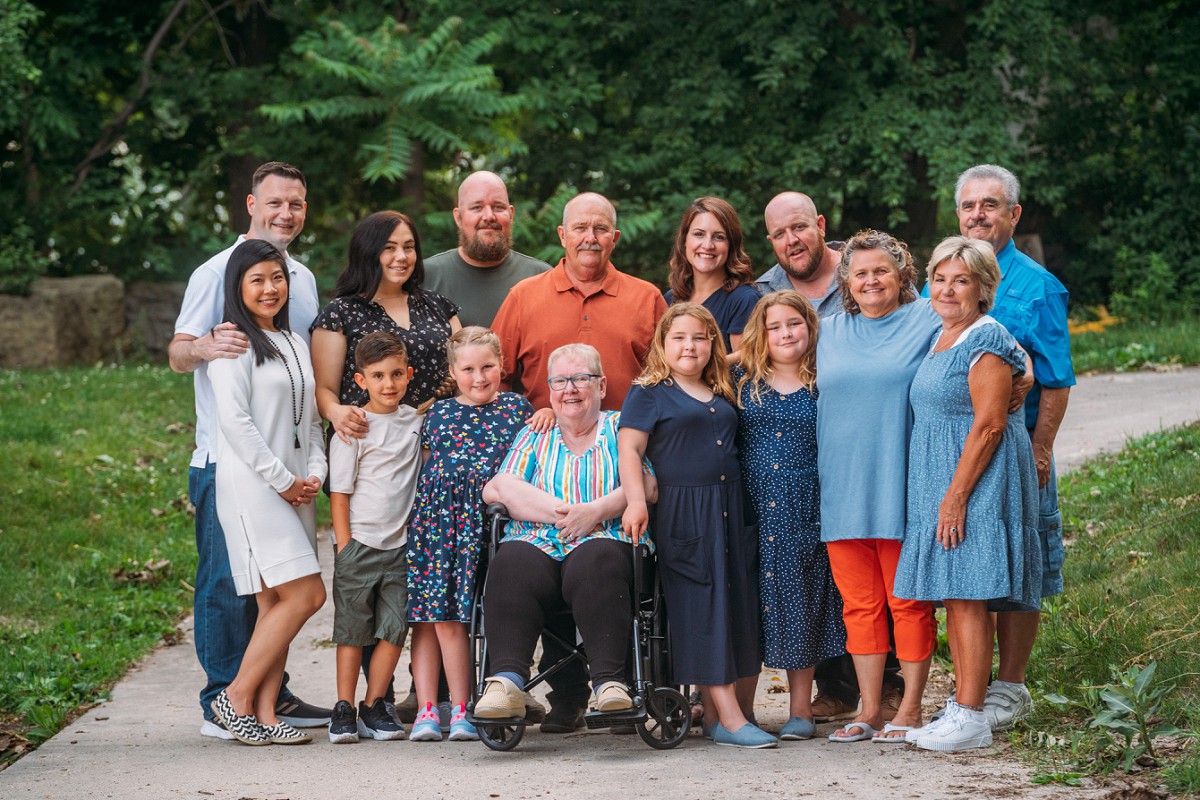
[486,539,631,690]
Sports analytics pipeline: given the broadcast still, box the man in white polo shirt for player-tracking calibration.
[169,162,329,739]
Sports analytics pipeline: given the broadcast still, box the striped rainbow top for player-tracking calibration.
[495,411,635,559]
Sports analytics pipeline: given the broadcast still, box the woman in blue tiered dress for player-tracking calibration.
[895,236,1040,752]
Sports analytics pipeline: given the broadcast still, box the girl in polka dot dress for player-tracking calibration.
[732,291,847,741]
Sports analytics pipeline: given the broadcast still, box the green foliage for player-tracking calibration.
[0,221,43,295]
[1032,1,1200,306]
[1071,317,1200,373]
[0,0,40,127]
[1163,743,1200,795]
[1109,249,1195,322]
[261,15,523,183]
[1044,662,1184,773]
[1021,424,1200,784]
[0,365,200,751]
[3,0,1200,314]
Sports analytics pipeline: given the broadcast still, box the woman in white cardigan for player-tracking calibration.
[208,240,327,745]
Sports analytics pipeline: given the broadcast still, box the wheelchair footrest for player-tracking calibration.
[583,708,648,730]
[466,714,526,727]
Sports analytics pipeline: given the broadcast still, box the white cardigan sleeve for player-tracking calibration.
[210,351,297,493]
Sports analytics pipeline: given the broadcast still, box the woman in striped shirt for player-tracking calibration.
[473,343,655,719]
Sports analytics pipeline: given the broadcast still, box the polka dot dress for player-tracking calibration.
[734,366,846,670]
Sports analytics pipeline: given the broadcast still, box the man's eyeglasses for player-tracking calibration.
[547,373,601,391]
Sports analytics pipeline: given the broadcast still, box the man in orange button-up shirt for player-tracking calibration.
[492,192,667,411]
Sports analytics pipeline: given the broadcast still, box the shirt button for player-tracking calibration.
[709,407,716,414]
[720,474,726,481]
[773,464,779,470]
[723,511,728,518]
[716,439,723,445]
[776,431,782,437]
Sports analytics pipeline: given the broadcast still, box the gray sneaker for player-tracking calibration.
[983,682,1033,731]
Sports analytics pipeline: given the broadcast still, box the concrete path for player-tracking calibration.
[4,368,1200,800]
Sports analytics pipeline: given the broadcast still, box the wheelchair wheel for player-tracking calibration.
[636,687,690,750]
[478,721,525,751]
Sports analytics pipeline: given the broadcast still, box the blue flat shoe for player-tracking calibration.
[712,722,778,749]
[779,716,816,740]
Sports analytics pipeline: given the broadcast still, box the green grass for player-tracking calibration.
[1071,317,1200,373]
[0,365,201,762]
[1020,423,1200,783]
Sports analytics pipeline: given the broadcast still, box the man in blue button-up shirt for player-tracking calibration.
[938,164,1076,730]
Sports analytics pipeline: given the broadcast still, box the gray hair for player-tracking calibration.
[547,343,604,376]
[927,236,1001,313]
[835,229,919,315]
[955,164,1020,208]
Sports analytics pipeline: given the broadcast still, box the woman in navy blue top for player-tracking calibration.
[664,197,760,356]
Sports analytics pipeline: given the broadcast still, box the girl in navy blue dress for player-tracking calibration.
[406,327,534,741]
[733,291,846,742]
[619,303,774,749]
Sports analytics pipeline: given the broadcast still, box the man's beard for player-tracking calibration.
[460,226,512,263]
[782,231,826,281]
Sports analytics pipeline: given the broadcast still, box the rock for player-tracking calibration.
[124,281,186,362]
[0,275,126,368]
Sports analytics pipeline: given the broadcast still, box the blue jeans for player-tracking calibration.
[190,462,258,720]
[1037,457,1065,597]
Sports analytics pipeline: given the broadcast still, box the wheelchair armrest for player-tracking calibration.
[632,541,653,598]
[484,503,511,561]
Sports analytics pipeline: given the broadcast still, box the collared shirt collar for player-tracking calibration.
[550,257,620,296]
[995,238,1018,278]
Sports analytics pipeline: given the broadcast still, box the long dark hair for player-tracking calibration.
[223,239,290,366]
[334,210,425,299]
[667,196,753,301]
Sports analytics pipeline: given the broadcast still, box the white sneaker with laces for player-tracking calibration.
[915,703,992,751]
[905,699,956,743]
[983,681,1033,730]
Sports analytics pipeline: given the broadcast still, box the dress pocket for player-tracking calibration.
[661,531,712,586]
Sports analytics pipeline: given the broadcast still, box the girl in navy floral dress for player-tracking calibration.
[406,327,535,741]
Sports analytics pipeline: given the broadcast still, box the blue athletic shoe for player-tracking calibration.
[448,704,479,741]
[409,704,442,742]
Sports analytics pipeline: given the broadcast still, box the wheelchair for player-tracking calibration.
[465,503,691,751]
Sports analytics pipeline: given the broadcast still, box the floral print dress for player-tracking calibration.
[406,392,533,622]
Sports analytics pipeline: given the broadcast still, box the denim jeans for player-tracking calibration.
[190,462,258,720]
[1037,457,1065,597]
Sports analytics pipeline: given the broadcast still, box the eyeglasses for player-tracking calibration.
[546,372,601,391]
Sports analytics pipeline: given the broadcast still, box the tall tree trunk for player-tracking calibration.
[224,3,287,234]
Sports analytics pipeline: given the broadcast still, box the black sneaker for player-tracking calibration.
[358,698,407,741]
[328,700,359,744]
[276,694,333,727]
[540,705,585,734]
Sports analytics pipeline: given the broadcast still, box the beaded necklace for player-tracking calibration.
[272,331,304,449]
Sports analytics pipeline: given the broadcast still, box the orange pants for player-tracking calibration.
[826,538,935,662]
